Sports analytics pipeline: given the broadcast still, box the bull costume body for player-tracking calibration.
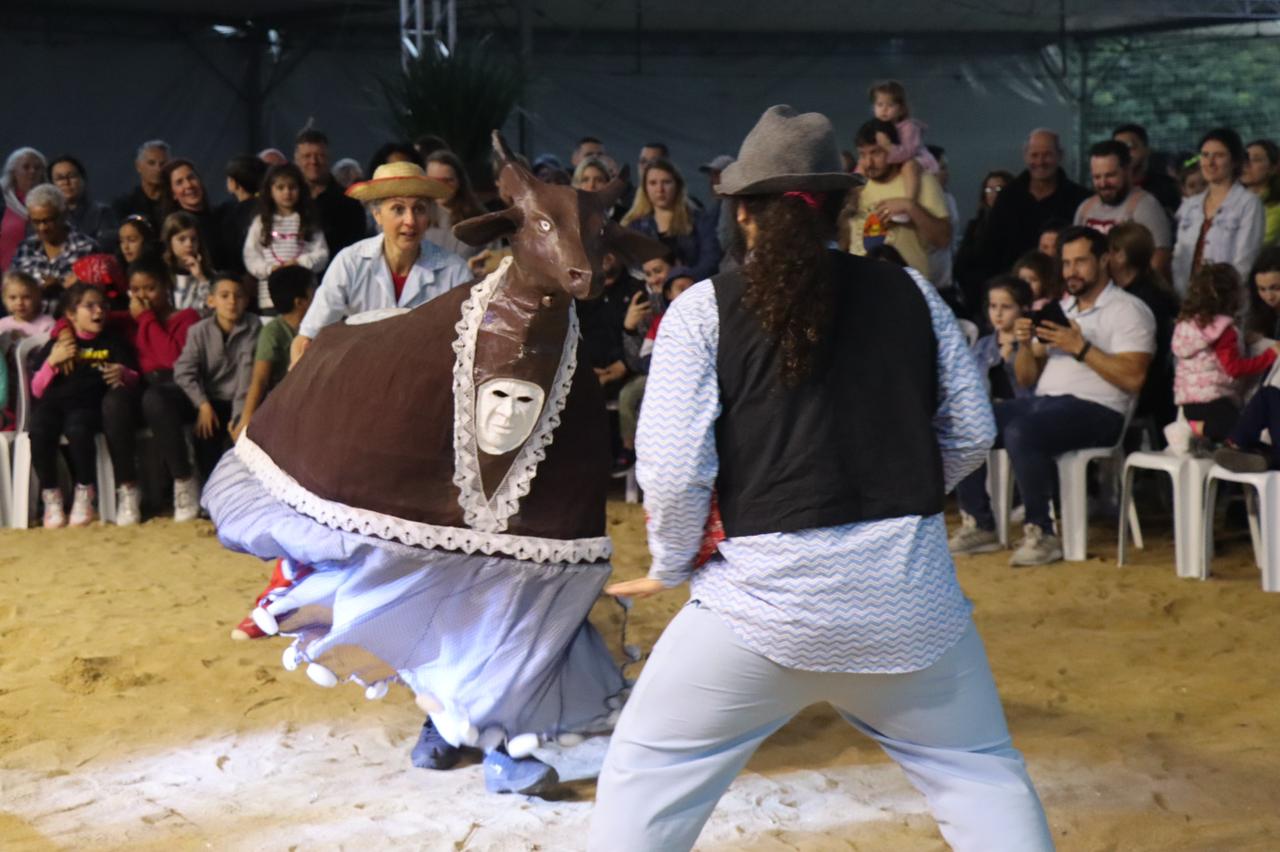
[203,133,659,794]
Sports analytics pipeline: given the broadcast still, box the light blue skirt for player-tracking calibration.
[204,450,626,750]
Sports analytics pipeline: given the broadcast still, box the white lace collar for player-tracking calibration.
[451,257,580,533]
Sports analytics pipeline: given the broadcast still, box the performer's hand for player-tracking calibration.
[605,577,668,600]
[289,334,311,369]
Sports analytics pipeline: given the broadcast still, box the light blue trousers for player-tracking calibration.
[589,603,1054,851]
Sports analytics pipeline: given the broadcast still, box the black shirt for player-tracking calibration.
[313,179,368,256]
[112,185,164,233]
[575,272,641,370]
[979,168,1091,280]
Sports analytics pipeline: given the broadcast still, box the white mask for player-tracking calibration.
[475,378,545,455]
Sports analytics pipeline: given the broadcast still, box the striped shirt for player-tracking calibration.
[636,268,995,673]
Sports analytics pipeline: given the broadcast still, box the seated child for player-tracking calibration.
[1,271,55,428]
[175,273,261,481]
[29,283,138,527]
[1172,263,1279,441]
[1013,250,1060,312]
[162,211,213,315]
[234,265,315,440]
[971,275,1035,402]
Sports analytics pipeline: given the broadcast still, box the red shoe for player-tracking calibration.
[229,558,313,641]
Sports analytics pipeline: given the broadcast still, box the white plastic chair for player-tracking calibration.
[1117,451,1215,579]
[1055,404,1136,562]
[0,331,16,527]
[1202,464,1280,592]
[10,333,115,527]
[985,448,1014,547]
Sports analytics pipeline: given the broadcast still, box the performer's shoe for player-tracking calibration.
[229,559,311,640]
[229,614,266,641]
[483,748,559,796]
[411,719,462,770]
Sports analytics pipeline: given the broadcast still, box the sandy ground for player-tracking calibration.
[3,496,1280,851]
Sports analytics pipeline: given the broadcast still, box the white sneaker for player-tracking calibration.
[69,484,97,527]
[173,476,201,522]
[42,488,66,529]
[1009,523,1063,567]
[116,484,141,526]
[947,513,1001,555]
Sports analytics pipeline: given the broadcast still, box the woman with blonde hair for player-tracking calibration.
[623,159,721,279]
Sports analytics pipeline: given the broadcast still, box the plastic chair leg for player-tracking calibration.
[11,432,33,529]
[1058,456,1090,562]
[1118,464,1134,565]
[1202,477,1220,580]
[1244,487,1263,569]
[0,433,12,528]
[95,434,116,523]
[988,450,1013,548]
[1261,476,1280,593]
[624,468,640,504]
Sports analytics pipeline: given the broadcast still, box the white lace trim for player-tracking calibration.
[235,435,612,564]
[450,257,580,533]
[345,307,411,325]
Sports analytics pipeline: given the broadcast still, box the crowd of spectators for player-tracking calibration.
[3,88,1280,568]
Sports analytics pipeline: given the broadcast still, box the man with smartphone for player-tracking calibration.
[949,226,1154,565]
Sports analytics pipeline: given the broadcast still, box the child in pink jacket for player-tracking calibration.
[1172,263,1280,439]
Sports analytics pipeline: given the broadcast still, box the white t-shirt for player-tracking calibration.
[1035,282,1156,414]
[1073,187,1172,248]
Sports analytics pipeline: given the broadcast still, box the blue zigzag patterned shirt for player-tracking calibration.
[636,269,995,673]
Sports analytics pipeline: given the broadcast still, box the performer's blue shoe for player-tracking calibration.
[411,719,461,770]
[483,748,559,795]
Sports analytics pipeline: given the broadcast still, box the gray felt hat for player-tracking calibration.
[717,105,864,197]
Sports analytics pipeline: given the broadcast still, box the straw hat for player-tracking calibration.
[718,105,863,196]
[345,161,451,202]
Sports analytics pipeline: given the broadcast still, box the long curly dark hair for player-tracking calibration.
[740,193,841,386]
[257,163,319,246]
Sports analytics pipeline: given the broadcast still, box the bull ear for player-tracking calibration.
[453,206,523,247]
[605,220,667,266]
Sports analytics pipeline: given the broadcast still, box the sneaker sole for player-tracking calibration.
[950,541,1003,555]
[1009,550,1063,567]
[486,766,560,796]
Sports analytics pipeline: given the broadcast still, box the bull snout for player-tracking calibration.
[566,266,595,299]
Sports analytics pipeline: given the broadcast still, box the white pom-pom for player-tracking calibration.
[364,681,389,701]
[251,606,279,636]
[415,693,443,715]
[265,599,291,616]
[281,645,300,671]
[478,727,505,752]
[507,733,540,758]
[556,732,584,747]
[306,663,338,688]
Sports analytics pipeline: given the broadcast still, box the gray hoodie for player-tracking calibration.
[174,314,261,421]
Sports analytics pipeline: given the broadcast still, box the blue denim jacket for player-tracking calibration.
[1172,181,1265,297]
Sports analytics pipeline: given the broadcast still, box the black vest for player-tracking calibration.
[713,251,944,537]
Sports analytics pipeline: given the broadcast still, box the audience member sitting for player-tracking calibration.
[117,214,159,270]
[0,271,54,337]
[1106,223,1179,434]
[1214,363,1280,472]
[291,162,471,365]
[1113,123,1182,215]
[175,274,261,480]
[30,283,138,528]
[1172,127,1266,297]
[845,119,951,279]
[294,127,368,256]
[617,256,682,473]
[50,155,117,251]
[424,150,488,258]
[160,158,235,270]
[1013,250,1059,312]
[11,183,99,304]
[162,211,214,314]
[1172,263,1278,441]
[1037,218,1069,259]
[972,275,1036,403]
[366,141,423,181]
[622,159,721,280]
[111,141,169,237]
[976,129,1090,283]
[219,154,269,275]
[571,136,606,168]
[575,249,641,408]
[955,169,1014,317]
[572,158,612,193]
[243,163,328,313]
[1245,246,1280,344]
[332,158,363,188]
[258,148,288,167]
[1074,140,1172,278]
[1242,139,1280,247]
[2,148,47,272]
[950,226,1155,566]
[234,265,315,440]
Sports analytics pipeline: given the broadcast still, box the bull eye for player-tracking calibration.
[537,218,553,233]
